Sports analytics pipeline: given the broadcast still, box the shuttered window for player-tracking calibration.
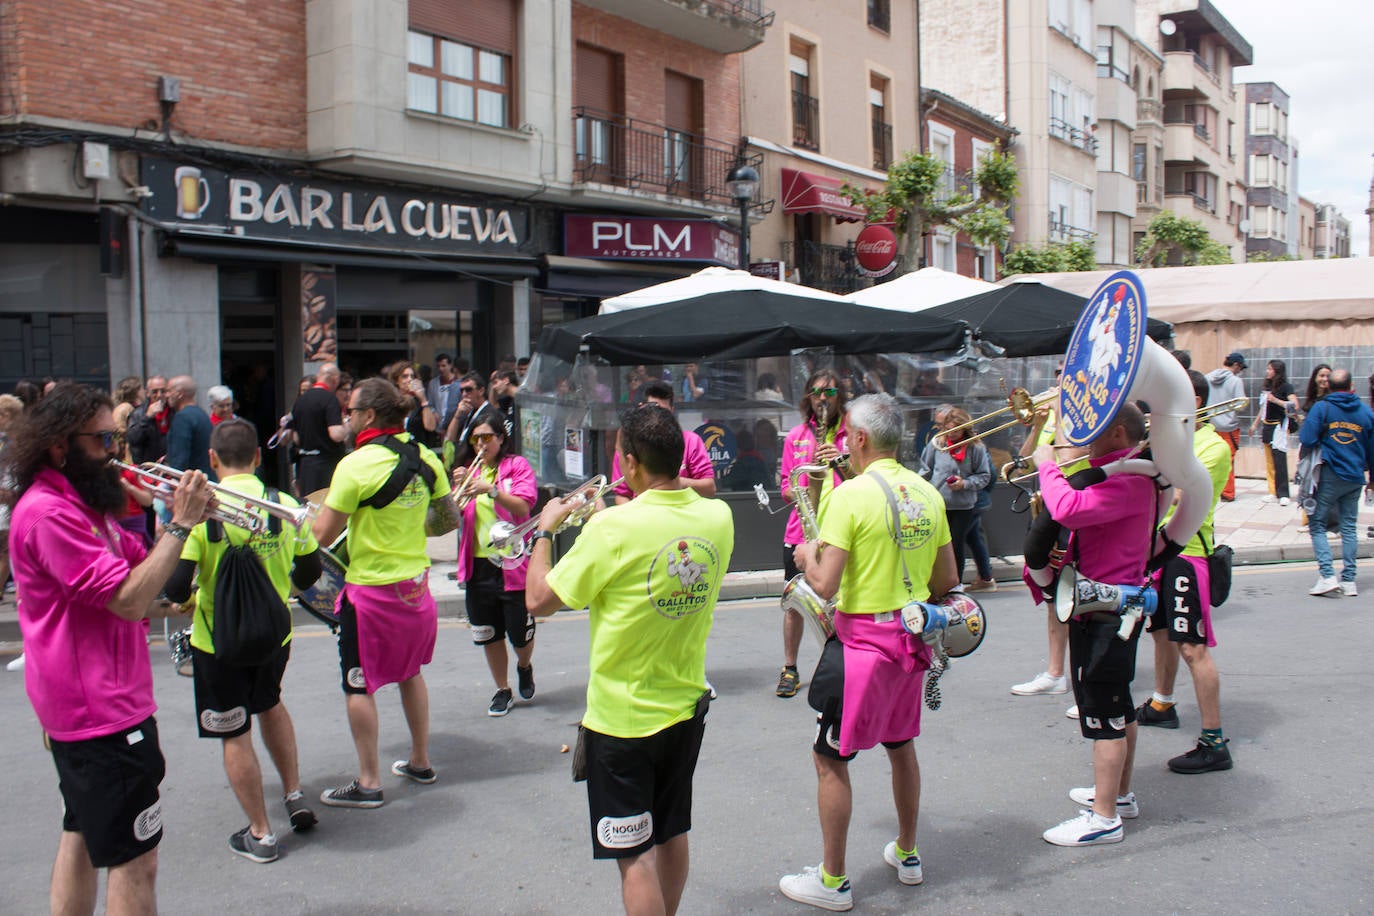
[407,0,516,127]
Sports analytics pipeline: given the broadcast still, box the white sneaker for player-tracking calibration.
[1010,671,1068,696]
[882,841,924,886]
[1043,810,1124,846]
[1068,787,1139,819]
[1065,704,1080,719]
[1260,494,1275,504]
[1341,581,1358,597]
[5,654,23,672]
[1279,497,1290,507]
[779,864,853,911]
[1309,576,1341,597]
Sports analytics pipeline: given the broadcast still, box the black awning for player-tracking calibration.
[162,236,539,279]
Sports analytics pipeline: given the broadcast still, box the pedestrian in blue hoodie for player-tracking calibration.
[1299,369,1374,597]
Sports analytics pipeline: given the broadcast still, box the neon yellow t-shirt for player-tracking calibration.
[324,434,450,585]
[817,458,950,613]
[545,487,735,739]
[180,474,320,653]
[472,464,498,559]
[1162,423,1231,558]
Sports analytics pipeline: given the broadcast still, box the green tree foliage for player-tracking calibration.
[1135,212,1234,267]
[1001,240,1097,276]
[843,146,1019,271]
[1246,250,1299,262]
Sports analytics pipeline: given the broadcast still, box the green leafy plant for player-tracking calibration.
[1135,212,1234,267]
[1001,239,1097,276]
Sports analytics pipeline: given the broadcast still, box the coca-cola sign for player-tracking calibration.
[854,224,898,276]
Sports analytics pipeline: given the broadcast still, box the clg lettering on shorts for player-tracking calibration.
[347,667,367,689]
[597,812,653,849]
[200,706,248,733]
[133,799,163,842]
[647,536,721,620]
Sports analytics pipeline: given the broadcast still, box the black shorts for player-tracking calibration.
[192,644,290,738]
[1146,555,1212,645]
[810,639,911,762]
[1069,617,1140,740]
[783,544,801,582]
[337,595,368,695]
[466,560,534,648]
[50,716,165,868]
[585,713,707,860]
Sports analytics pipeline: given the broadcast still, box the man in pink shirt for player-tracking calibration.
[3,383,211,916]
[611,380,716,504]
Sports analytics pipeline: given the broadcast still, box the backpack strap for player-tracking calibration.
[359,435,437,510]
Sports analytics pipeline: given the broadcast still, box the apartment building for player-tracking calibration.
[1242,82,1296,259]
[1297,196,1317,260]
[1314,204,1351,259]
[0,0,768,449]
[739,0,920,292]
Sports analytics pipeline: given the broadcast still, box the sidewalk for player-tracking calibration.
[1,477,1368,645]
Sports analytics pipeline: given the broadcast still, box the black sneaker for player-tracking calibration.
[1136,700,1180,729]
[517,664,536,700]
[1168,739,1232,774]
[390,760,437,784]
[776,666,800,699]
[229,826,279,863]
[319,780,384,808]
[488,687,514,717]
[283,791,317,832]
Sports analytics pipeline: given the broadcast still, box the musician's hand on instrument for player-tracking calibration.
[170,470,212,526]
[538,496,576,534]
[793,542,817,572]
[814,442,841,465]
[1032,443,1056,469]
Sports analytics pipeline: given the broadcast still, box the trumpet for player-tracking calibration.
[112,460,318,533]
[485,475,623,569]
[450,445,489,510]
[936,387,1059,450]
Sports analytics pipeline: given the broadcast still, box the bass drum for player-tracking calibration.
[295,529,347,631]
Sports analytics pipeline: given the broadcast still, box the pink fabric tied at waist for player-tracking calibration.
[834,611,932,756]
[338,572,438,694]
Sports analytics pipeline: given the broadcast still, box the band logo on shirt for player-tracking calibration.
[647,536,722,619]
[894,485,936,549]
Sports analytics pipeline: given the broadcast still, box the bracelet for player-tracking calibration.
[163,523,191,542]
[532,530,555,544]
[420,402,431,409]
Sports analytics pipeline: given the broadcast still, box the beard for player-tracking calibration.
[64,447,127,516]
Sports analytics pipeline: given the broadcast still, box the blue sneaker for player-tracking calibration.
[1043,809,1123,846]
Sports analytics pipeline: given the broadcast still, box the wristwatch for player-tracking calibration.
[532,530,556,545]
[164,522,192,542]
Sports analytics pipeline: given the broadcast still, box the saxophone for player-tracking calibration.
[780,457,845,646]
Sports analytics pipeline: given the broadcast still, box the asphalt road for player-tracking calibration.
[1,563,1370,915]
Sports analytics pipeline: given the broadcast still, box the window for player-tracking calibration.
[1096,27,1129,83]
[971,139,992,199]
[867,0,890,33]
[1249,101,1288,140]
[931,231,956,272]
[1050,0,1093,50]
[1049,175,1093,239]
[928,123,955,199]
[790,39,818,150]
[870,75,892,171]
[407,0,515,128]
[1132,143,1147,182]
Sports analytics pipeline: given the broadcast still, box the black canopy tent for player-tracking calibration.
[924,281,1173,358]
[533,288,969,365]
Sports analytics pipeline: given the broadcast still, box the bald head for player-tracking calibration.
[1329,369,1353,392]
[167,375,197,409]
[317,363,340,391]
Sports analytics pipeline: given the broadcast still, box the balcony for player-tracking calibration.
[1164,189,1214,215]
[1137,99,1162,124]
[1048,215,1096,243]
[572,107,742,206]
[575,0,773,53]
[872,119,893,171]
[793,90,820,150]
[1096,171,1137,217]
[779,240,886,295]
[1049,116,1099,155]
[1162,51,1216,103]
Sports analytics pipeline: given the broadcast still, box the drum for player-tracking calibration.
[295,530,347,631]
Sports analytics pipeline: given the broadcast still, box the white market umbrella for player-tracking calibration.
[599,266,846,314]
[845,267,998,313]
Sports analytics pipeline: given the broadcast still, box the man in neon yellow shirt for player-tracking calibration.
[780,393,958,911]
[1139,369,1233,773]
[164,419,323,863]
[526,405,734,916]
[311,378,459,809]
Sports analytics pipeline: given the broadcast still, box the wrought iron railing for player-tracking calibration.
[1049,116,1099,154]
[572,107,741,204]
[932,166,977,205]
[780,240,886,295]
[872,119,893,171]
[1048,215,1096,242]
[792,90,819,150]
[700,0,775,27]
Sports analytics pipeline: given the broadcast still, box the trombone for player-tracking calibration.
[112,460,318,533]
[484,475,624,569]
[936,387,1059,451]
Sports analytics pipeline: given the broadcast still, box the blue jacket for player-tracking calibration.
[1299,391,1374,484]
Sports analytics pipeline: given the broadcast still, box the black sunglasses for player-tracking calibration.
[460,385,479,394]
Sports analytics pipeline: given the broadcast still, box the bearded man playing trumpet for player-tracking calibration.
[453,409,540,718]
[779,393,958,912]
[311,378,458,809]
[3,383,212,915]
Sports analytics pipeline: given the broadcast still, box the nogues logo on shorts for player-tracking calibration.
[597,812,653,849]
[647,536,722,619]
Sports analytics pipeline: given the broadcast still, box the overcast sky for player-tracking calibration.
[1216,0,1371,256]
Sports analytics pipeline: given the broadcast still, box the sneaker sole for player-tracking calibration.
[230,846,278,864]
[778,884,853,912]
[1043,828,1123,847]
[488,706,511,717]
[883,847,924,885]
[319,791,383,809]
[287,808,318,832]
[1168,758,1233,774]
[1137,716,1180,729]
[390,761,437,784]
[1010,684,1068,696]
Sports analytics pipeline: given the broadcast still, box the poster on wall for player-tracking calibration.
[521,409,543,478]
[301,266,337,364]
[564,427,585,478]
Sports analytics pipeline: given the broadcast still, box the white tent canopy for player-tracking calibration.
[844,267,998,312]
[598,266,846,314]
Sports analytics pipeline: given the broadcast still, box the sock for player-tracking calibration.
[1200,727,1225,748]
[784,664,798,672]
[284,789,304,802]
[820,866,847,889]
[1150,693,1175,710]
[894,840,918,859]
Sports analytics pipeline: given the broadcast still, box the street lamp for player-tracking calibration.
[726,163,759,270]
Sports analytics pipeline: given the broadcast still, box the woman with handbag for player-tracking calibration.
[1248,359,1297,506]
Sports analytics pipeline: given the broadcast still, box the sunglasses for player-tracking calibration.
[75,430,117,449]
[460,386,479,394]
[809,386,839,397]
[469,432,497,445]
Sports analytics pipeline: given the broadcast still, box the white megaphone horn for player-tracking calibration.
[1055,566,1158,640]
[899,592,987,658]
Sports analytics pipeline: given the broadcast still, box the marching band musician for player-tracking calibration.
[777,369,851,700]
[311,378,457,809]
[4,383,212,915]
[1139,370,1234,773]
[1034,402,1157,847]
[779,393,958,912]
[526,405,734,916]
[162,419,324,862]
[610,379,715,504]
[453,410,540,718]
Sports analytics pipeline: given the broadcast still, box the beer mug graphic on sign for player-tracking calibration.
[174,166,210,220]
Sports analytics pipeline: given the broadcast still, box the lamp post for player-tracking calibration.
[726,163,759,270]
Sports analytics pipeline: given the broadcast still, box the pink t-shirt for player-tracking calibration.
[458,454,538,590]
[611,430,714,500]
[9,468,154,741]
[780,419,848,546]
